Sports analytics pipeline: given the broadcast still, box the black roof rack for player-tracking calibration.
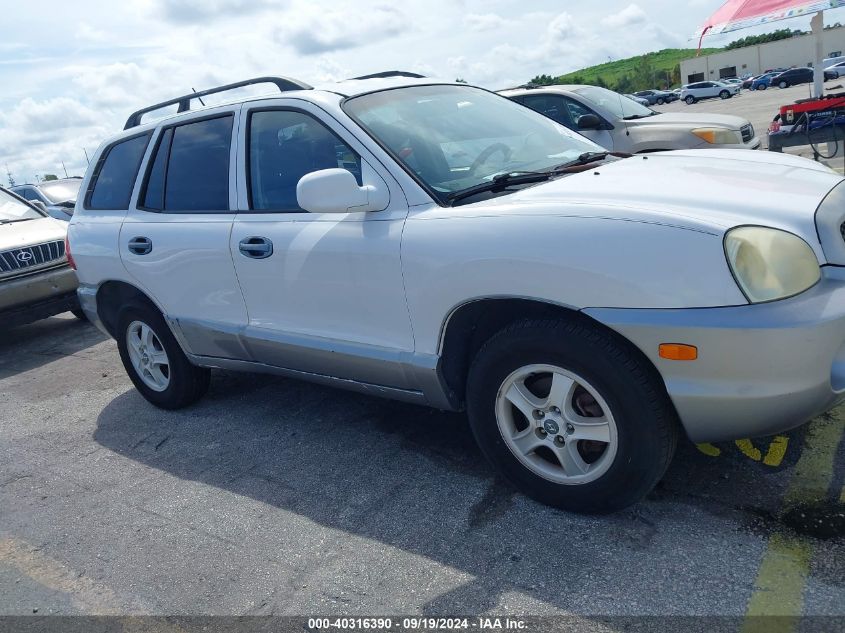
[349,71,426,81]
[123,76,312,130]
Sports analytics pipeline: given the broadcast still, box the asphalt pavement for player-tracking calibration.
[0,313,843,626]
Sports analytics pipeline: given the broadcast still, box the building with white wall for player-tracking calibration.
[680,26,845,83]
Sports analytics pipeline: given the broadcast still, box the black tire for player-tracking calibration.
[684,95,695,105]
[466,317,678,514]
[656,98,665,105]
[116,302,210,409]
[759,84,767,90]
[719,90,730,99]
[779,81,788,89]
[71,309,87,321]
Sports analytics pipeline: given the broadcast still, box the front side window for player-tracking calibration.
[570,88,653,121]
[520,95,574,129]
[86,133,151,210]
[248,110,362,211]
[0,189,42,222]
[344,85,602,202]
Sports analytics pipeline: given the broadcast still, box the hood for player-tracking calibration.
[632,112,749,129]
[479,150,843,261]
[0,216,67,252]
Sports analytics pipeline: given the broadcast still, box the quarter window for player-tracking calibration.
[85,133,151,210]
[248,110,362,212]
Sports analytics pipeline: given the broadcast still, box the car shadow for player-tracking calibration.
[0,314,108,380]
[92,370,833,615]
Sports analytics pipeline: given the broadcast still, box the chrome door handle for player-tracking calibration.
[238,236,273,259]
[128,236,152,255]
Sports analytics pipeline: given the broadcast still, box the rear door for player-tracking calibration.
[229,100,415,388]
[119,107,249,359]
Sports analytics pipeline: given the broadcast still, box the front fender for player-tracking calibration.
[401,210,746,356]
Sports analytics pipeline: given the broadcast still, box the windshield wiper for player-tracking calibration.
[445,171,553,205]
[553,151,613,170]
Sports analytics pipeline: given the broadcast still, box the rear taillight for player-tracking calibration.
[65,234,76,270]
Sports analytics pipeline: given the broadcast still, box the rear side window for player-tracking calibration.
[248,109,362,212]
[141,115,233,212]
[85,133,151,210]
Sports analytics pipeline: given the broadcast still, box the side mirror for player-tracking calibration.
[30,200,48,212]
[577,114,602,130]
[296,168,387,214]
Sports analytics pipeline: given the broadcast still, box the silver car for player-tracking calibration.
[11,177,82,222]
[0,186,81,327]
[501,84,760,152]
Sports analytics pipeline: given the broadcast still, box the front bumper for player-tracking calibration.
[584,267,845,442]
[0,265,80,328]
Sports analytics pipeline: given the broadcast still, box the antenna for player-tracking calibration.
[5,164,15,187]
[191,88,206,106]
[62,161,69,178]
[83,147,90,165]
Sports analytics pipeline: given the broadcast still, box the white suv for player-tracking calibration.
[70,74,845,513]
[680,81,740,104]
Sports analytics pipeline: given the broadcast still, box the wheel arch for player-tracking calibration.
[95,280,164,338]
[436,297,672,411]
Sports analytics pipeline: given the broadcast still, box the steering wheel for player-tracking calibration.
[469,143,512,175]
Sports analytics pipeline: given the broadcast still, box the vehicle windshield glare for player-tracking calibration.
[343,85,603,201]
[572,85,655,120]
[40,180,81,204]
[0,189,42,222]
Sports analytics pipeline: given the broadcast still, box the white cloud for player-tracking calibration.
[602,3,647,29]
[277,5,408,55]
[0,0,749,183]
[465,13,507,32]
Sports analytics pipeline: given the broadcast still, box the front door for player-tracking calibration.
[230,101,415,388]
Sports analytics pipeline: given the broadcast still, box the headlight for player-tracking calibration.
[692,128,744,144]
[724,226,820,303]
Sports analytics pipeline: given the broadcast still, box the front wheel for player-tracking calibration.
[116,303,210,409]
[779,81,788,89]
[759,84,767,90]
[684,95,695,105]
[466,318,678,514]
[719,90,730,99]
[656,98,665,105]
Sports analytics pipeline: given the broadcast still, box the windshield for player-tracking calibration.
[0,189,42,222]
[343,85,603,200]
[39,180,81,204]
[571,85,654,120]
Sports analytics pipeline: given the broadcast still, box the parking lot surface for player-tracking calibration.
[0,313,843,621]
[653,79,845,173]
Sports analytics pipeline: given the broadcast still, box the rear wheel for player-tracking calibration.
[779,80,788,89]
[116,303,210,409]
[684,95,695,105]
[466,318,678,514]
[759,84,767,90]
[656,97,665,105]
[719,90,730,99]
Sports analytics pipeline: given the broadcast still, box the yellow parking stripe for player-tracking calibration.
[0,536,122,615]
[763,436,789,467]
[742,414,845,631]
[743,534,813,632]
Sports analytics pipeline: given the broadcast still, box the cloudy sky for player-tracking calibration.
[1,0,843,184]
